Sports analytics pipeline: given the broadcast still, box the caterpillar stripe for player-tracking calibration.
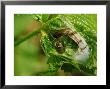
[54,28,90,63]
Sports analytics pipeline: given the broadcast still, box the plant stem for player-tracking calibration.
[14,15,58,47]
[14,30,40,47]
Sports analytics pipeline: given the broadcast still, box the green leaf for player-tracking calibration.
[42,14,50,22]
[40,14,97,75]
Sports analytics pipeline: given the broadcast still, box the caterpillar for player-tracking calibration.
[54,28,90,63]
[54,38,65,54]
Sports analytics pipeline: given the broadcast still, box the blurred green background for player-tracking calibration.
[14,14,49,76]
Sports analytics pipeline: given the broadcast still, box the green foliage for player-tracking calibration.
[40,14,97,75]
[14,14,97,76]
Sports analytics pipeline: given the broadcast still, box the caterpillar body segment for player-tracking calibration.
[54,28,90,63]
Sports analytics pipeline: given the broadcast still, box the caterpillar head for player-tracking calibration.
[55,40,65,54]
